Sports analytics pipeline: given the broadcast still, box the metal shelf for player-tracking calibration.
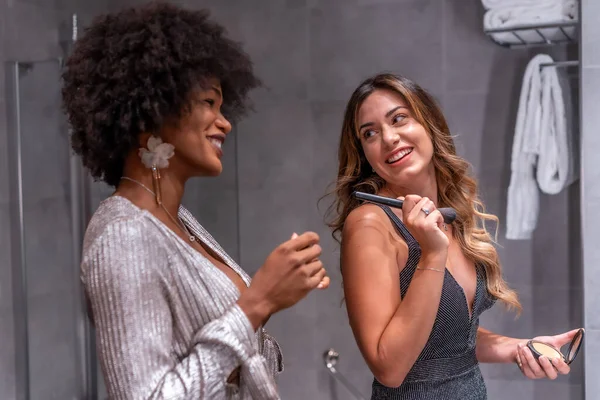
[484,20,578,49]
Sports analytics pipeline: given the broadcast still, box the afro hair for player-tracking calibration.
[61,2,260,187]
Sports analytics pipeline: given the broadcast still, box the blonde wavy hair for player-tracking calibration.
[325,73,521,313]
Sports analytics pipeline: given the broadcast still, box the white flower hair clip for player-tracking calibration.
[138,136,175,169]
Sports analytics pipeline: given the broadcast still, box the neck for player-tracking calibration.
[118,155,186,217]
[383,165,439,205]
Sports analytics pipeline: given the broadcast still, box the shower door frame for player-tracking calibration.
[5,58,98,400]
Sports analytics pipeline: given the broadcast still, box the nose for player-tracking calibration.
[215,112,232,134]
[381,125,400,148]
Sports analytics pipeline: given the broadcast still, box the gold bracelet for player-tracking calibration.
[416,267,445,273]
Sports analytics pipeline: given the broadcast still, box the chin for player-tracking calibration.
[211,168,223,177]
[193,162,223,177]
[402,166,424,178]
[386,165,425,184]
[205,166,223,177]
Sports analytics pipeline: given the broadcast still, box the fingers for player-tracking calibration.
[301,259,324,277]
[296,244,322,265]
[402,195,422,221]
[519,345,545,379]
[554,328,582,347]
[406,197,443,232]
[307,265,327,289]
[317,276,330,289]
[518,344,571,380]
[299,259,329,290]
[538,356,558,380]
[407,197,436,224]
[429,209,445,229]
[401,194,421,215]
[519,345,565,380]
[288,231,320,251]
[551,357,571,375]
[516,349,523,371]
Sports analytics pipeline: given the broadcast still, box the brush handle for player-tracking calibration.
[353,191,457,224]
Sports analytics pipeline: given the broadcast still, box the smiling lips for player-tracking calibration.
[207,134,225,153]
[386,147,413,164]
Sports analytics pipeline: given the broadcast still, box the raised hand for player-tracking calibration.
[516,329,582,380]
[238,231,328,328]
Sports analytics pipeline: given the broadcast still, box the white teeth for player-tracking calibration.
[209,138,223,150]
[387,148,412,163]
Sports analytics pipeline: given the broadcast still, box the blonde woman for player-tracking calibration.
[327,73,578,399]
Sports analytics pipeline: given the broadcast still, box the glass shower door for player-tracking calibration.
[6,59,96,400]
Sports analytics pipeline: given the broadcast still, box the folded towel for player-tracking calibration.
[506,54,575,240]
[484,1,578,45]
[482,0,561,10]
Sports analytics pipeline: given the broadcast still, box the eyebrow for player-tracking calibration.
[211,86,223,98]
[358,106,408,131]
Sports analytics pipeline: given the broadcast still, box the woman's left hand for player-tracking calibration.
[516,329,580,380]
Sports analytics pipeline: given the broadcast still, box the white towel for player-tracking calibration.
[537,63,572,194]
[483,1,578,45]
[505,54,574,240]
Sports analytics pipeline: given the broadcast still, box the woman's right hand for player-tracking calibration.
[401,195,449,261]
[238,232,327,327]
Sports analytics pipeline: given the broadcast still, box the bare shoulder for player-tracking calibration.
[343,204,404,245]
[341,204,408,272]
[343,203,392,235]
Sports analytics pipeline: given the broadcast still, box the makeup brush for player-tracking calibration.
[352,191,457,224]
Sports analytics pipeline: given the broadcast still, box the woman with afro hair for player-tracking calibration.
[62,3,329,399]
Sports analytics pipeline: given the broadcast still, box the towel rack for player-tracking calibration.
[323,348,368,400]
[484,20,578,48]
[539,60,580,70]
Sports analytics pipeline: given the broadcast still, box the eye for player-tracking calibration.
[392,114,406,124]
[362,129,376,139]
[204,98,215,107]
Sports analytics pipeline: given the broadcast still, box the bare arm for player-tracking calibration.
[476,327,523,364]
[341,203,447,388]
[476,326,577,382]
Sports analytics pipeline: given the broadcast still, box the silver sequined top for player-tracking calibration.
[81,196,283,400]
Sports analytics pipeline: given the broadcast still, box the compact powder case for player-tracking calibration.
[527,328,585,365]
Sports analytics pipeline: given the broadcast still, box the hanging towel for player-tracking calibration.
[537,62,572,194]
[505,54,575,240]
[483,1,578,45]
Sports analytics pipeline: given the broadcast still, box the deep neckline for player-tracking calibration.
[104,195,250,294]
[446,267,481,323]
[378,204,481,324]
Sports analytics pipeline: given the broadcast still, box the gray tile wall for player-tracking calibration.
[581,0,600,398]
[0,1,109,399]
